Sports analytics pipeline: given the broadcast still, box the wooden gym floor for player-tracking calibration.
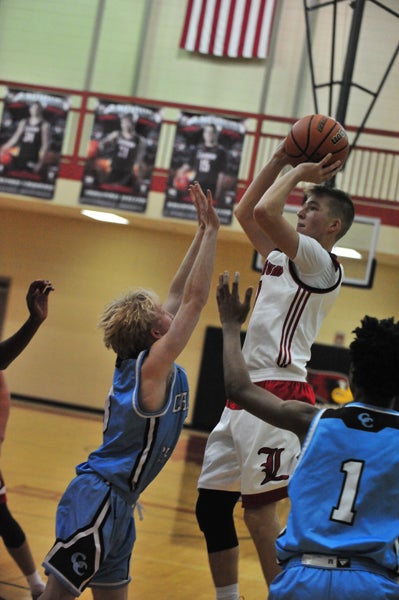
[0,400,290,599]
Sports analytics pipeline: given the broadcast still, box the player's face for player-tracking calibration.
[203,126,217,145]
[296,196,334,240]
[121,117,134,133]
[30,102,42,117]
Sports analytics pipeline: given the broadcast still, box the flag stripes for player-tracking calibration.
[180,0,277,59]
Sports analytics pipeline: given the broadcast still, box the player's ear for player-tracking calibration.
[150,326,162,340]
[328,218,341,235]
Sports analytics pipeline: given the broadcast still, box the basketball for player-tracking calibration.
[173,173,191,191]
[0,150,13,165]
[87,139,99,159]
[173,168,196,191]
[284,114,349,167]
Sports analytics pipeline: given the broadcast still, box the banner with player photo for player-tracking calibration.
[79,100,162,213]
[0,88,69,199]
[163,112,246,225]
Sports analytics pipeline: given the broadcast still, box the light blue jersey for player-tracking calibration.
[43,350,189,595]
[268,402,399,599]
[77,349,189,504]
[276,402,399,572]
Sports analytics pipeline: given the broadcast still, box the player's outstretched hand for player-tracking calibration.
[189,181,220,232]
[26,279,54,324]
[295,154,342,183]
[217,272,252,326]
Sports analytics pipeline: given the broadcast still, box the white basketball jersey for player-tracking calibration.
[243,236,342,382]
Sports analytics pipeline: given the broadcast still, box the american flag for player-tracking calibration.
[179,0,277,59]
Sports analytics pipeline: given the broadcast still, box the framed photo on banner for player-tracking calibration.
[0,88,69,199]
[79,100,162,213]
[163,112,246,225]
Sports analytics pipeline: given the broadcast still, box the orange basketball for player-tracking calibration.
[173,173,191,191]
[173,168,196,191]
[284,114,349,167]
[0,150,13,165]
[87,139,99,159]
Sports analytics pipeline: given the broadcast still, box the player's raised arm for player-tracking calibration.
[0,372,10,452]
[253,155,341,259]
[162,186,209,316]
[0,119,26,154]
[234,140,289,259]
[140,183,219,412]
[218,272,317,441]
[0,279,54,370]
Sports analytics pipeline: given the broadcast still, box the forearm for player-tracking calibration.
[1,132,20,151]
[182,227,218,307]
[0,373,10,442]
[38,145,49,162]
[215,173,225,200]
[0,316,43,370]
[164,225,205,314]
[235,153,286,223]
[254,165,304,221]
[222,322,252,400]
[234,153,288,257]
[39,124,50,161]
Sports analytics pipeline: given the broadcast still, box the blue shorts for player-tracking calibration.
[269,557,399,599]
[43,472,135,596]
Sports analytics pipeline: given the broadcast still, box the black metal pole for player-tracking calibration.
[335,0,366,127]
[329,0,365,187]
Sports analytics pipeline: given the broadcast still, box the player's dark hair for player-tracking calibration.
[303,185,355,240]
[349,315,399,405]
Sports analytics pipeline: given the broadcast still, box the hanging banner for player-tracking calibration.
[163,112,246,225]
[79,100,162,213]
[0,88,69,199]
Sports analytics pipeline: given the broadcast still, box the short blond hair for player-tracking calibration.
[98,288,161,359]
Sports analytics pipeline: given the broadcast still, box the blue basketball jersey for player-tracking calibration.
[77,350,189,505]
[276,402,399,572]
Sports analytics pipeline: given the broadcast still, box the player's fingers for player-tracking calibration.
[33,279,53,292]
[319,153,334,166]
[188,184,196,202]
[218,271,230,300]
[244,286,253,307]
[231,271,240,295]
[324,157,341,171]
[216,272,227,299]
[44,283,55,295]
[222,270,230,289]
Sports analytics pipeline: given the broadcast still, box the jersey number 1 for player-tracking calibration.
[330,459,364,525]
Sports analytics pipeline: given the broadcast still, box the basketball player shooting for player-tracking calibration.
[195,138,355,600]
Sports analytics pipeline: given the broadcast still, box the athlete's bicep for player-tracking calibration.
[259,214,299,260]
[139,304,200,411]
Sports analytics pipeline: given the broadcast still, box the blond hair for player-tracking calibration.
[98,288,161,359]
